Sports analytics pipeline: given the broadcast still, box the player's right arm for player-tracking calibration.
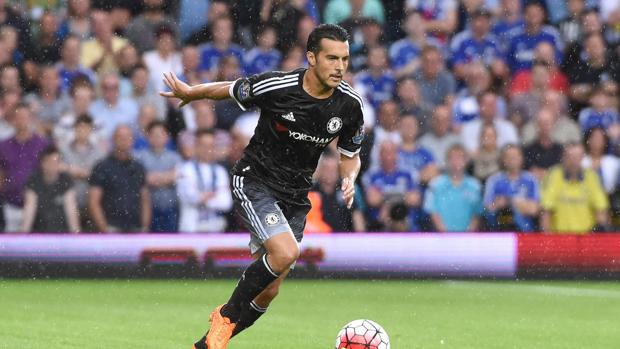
[160,72,233,108]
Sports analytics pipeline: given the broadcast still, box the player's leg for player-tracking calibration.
[231,255,290,338]
[231,201,309,338]
[194,175,295,349]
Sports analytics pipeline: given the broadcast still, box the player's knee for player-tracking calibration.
[270,246,299,272]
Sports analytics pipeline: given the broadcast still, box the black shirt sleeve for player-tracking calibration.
[229,71,296,111]
[337,101,365,158]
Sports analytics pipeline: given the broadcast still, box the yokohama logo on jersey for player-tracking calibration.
[288,130,332,145]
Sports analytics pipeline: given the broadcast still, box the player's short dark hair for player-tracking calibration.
[306,24,349,54]
[74,114,94,127]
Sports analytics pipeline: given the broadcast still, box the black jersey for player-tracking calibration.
[229,68,365,200]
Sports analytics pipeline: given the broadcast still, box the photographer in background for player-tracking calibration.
[364,140,421,231]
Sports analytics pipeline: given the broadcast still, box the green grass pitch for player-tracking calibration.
[1,279,619,348]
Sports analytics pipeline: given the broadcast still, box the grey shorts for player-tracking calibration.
[231,175,311,255]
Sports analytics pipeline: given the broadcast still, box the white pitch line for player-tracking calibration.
[443,281,620,299]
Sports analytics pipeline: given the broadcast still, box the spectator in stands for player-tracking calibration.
[484,144,540,232]
[396,77,429,131]
[506,1,563,73]
[566,33,619,107]
[578,85,620,137]
[177,130,232,233]
[89,73,139,140]
[509,42,570,97]
[324,0,385,26]
[24,65,69,135]
[452,62,506,128]
[521,91,581,146]
[198,16,243,80]
[259,0,309,53]
[405,0,458,41]
[80,11,128,75]
[0,103,49,232]
[135,121,181,232]
[129,64,166,121]
[424,143,482,231]
[60,115,105,230]
[354,46,396,110]
[413,45,456,110]
[582,127,620,194]
[144,25,182,95]
[369,100,401,169]
[125,0,179,53]
[523,108,564,181]
[364,140,421,231]
[21,145,79,233]
[398,115,438,185]
[89,125,151,232]
[471,124,500,182]
[563,8,604,69]
[541,143,609,233]
[419,104,460,169]
[134,104,169,151]
[310,151,366,232]
[54,81,99,147]
[0,64,18,92]
[117,44,140,94]
[0,0,33,62]
[389,11,426,79]
[57,35,96,92]
[243,25,281,76]
[177,45,202,86]
[450,8,507,80]
[557,0,586,45]
[60,0,93,41]
[31,11,62,65]
[461,91,518,154]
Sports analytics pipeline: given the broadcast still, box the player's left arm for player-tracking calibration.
[337,100,365,209]
[339,153,361,209]
[160,72,232,108]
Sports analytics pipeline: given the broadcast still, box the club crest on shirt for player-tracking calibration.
[327,117,343,134]
[265,213,280,226]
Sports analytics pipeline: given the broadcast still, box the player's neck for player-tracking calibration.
[303,69,334,99]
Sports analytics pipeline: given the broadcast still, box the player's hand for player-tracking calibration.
[341,177,355,209]
[160,72,194,108]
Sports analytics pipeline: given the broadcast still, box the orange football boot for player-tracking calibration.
[205,305,236,349]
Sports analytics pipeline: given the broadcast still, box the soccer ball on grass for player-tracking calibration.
[335,319,390,349]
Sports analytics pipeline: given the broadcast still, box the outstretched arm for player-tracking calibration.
[159,72,233,108]
[339,153,361,209]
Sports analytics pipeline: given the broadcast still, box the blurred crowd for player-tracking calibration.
[1,0,620,234]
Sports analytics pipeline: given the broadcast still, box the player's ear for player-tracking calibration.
[307,51,316,67]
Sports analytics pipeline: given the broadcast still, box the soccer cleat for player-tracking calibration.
[206,305,236,349]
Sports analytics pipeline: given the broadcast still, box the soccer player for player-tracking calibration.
[160,24,364,349]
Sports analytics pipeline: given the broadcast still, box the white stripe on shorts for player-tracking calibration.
[232,175,267,240]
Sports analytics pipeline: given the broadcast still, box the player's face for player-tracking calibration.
[308,38,349,89]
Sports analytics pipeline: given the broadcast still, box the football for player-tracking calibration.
[335,319,390,349]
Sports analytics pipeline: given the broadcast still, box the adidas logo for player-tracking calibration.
[281,112,296,122]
